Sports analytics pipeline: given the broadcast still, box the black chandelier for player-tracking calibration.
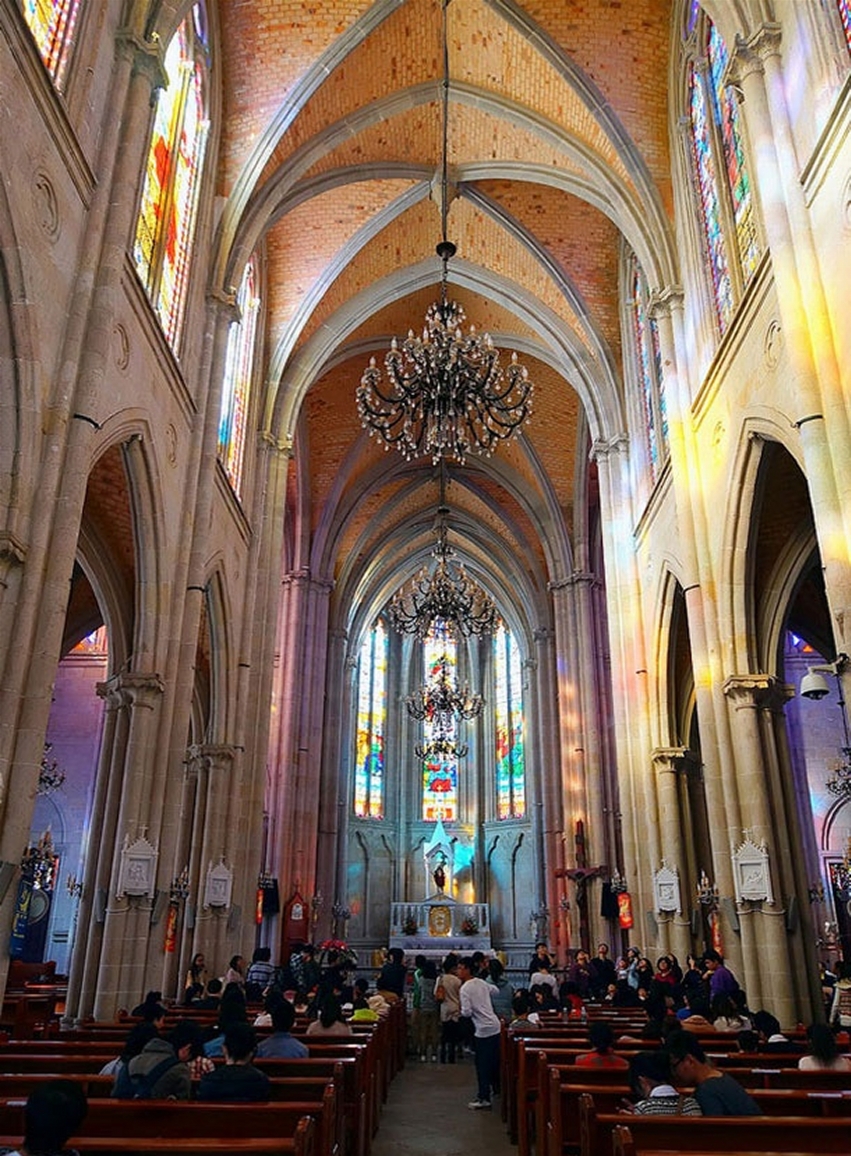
[406,652,484,725]
[355,0,533,464]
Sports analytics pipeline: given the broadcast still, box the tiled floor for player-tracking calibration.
[370,1055,516,1156]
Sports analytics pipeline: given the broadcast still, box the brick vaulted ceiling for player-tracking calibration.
[213,0,677,636]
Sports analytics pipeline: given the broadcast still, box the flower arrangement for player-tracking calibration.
[318,939,358,968]
[401,915,418,936]
[460,916,478,936]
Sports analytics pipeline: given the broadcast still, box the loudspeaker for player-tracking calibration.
[690,908,701,937]
[94,888,107,924]
[262,880,280,915]
[720,896,740,933]
[785,895,798,933]
[185,901,195,931]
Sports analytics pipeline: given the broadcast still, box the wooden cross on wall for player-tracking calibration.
[554,820,608,953]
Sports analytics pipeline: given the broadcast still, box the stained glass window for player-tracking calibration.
[354,619,387,819]
[219,258,259,498]
[687,10,760,334]
[839,0,851,53]
[21,0,80,88]
[422,620,458,822]
[494,621,524,819]
[630,258,668,485]
[133,5,209,351]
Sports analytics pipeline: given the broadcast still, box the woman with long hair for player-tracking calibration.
[799,1022,851,1071]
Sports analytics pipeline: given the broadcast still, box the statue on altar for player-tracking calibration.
[432,854,447,894]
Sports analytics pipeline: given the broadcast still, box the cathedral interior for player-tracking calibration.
[2,0,851,1027]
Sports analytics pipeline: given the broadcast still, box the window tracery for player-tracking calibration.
[630,257,668,484]
[20,0,80,88]
[354,619,387,819]
[218,258,259,498]
[133,4,210,352]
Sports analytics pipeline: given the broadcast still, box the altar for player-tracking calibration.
[389,895,491,955]
[387,819,492,955]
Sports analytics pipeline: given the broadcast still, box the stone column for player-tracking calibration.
[651,748,696,960]
[723,676,794,1020]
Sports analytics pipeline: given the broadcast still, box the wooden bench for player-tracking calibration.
[0,1096,333,1156]
[580,1097,851,1156]
[545,1077,851,1156]
[0,1121,315,1156]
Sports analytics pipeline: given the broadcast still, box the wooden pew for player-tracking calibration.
[0,1095,333,1156]
[579,1096,851,1156]
[0,1120,315,1156]
[545,1077,851,1156]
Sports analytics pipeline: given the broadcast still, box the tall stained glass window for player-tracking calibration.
[219,258,259,498]
[494,621,525,819]
[839,0,851,53]
[686,10,761,334]
[354,619,387,819]
[422,620,459,822]
[21,0,80,88]
[631,258,668,484]
[133,4,209,351]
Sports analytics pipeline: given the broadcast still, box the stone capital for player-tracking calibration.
[729,23,782,87]
[652,746,699,775]
[589,433,629,462]
[723,673,784,709]
[116,29,168,96]
[647,286,684,320]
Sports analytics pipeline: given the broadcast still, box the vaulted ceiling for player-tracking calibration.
[211,0,681,640]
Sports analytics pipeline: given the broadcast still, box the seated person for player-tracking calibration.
[192,976,223,1011]
[100,1021,158,1080]
[121,1020,198,1100]
[666,1029,760,1115]
[197,1023,271,1102]
[0,1079,88,1156]
[306,994,353,1036]
[131,990,165,1020]
[752,1009,802,1053]
[256,997,308,1058]
[508,989,540,1029]
[575,1021,629,1069]
[798,1022,851,1071]
[626,1050,702,1115]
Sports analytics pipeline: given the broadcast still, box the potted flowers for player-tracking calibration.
[460,915,478,936]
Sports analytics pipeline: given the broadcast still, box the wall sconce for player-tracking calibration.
[311,892,323,925]
[808,880,825,904]
[169,866,190,902]
[696,870,719,908]
[609,868,627,894]
[66,873,83,899]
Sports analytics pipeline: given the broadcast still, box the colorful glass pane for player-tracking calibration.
[688,59,733,331]
[219,259,259,497]
[632,264,659,481]
[495,622,525,819]
[21,0,80,87]
[708,23,760,286]
[839,0,851,53]
[133,6,209,352]
[422,620,457,822]
[684,0,700,39]
[354,620,387,818]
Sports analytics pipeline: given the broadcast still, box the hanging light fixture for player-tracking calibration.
[388,463,496,639]
[356,0,533,464]
[406,653,484,723]
[799,653,851,798]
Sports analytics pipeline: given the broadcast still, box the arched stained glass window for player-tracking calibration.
[838,0,851,53]
[422,620,458,822]
[631,258,668,484]
[133,5,209,351]
[20,0,80,88]
[219,258,259,498]
[354,619,387,819]
[494,621,525,819]
[686,10,761,334]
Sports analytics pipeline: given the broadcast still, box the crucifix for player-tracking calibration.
[554,820,607,952]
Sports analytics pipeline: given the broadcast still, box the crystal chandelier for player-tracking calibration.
[37,742,66,796]
[405,653,484,724]
[415,720,467,762]
[355,0,533,464]
[388,504,496,639]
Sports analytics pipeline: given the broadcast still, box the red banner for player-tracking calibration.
[164,901,178,953]
[617,891,634,929]
[256,887,264,925]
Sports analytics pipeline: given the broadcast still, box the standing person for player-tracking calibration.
[528,941,553,976]
[665,1030,760,1115]
[0,1080,87,1156]
[828,961,851,1029]
[436,954,462,1064]
[701,950,739,1000]
[414,958,440,1061]
[589,943,617,999]
[457,956,501,1110]
[245,947,276,999]
[376,947,407,1002]
[566,950,593,1000]
[486,958,514,1021]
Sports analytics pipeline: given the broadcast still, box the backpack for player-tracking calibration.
[112,1054,179,1099]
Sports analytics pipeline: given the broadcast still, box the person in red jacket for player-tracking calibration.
[575,1021,629,1069]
